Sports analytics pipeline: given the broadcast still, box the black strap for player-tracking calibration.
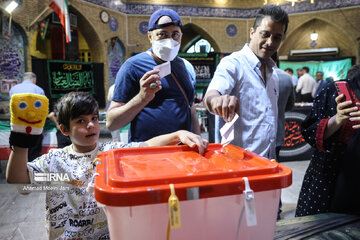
[171,72,190,108]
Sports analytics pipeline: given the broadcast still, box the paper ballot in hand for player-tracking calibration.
[220,114,239,146]
[153,61,171,78]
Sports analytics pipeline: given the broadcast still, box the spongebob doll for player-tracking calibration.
[9,93,49,148]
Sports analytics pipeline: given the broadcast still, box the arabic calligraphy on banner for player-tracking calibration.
[47,60,94,98]
[282,119,306,149]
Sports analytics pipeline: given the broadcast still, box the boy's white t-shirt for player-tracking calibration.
[27,141,141,240]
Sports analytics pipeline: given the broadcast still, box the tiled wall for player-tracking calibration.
[84,0,360,18]
[7,0,360,96]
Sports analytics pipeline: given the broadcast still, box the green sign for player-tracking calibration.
[279,58,352,80]
[47,60,94,98]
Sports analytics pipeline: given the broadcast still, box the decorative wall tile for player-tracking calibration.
[108,17,119,32]
[138,21,148,35]
[226,24,237,37]
[84,0,360,18]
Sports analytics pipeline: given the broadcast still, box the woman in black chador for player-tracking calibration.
[296,66,360,217]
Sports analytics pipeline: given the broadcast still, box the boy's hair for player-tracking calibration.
[54,92,99,131]
[253,5,289,35]
[302,66,310,73]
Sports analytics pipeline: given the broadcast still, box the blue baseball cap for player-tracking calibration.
[148,9,183,31]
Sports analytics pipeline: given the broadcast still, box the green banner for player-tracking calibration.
[47,60,94,98]
[279,58,352,80]
[0,121,10,131]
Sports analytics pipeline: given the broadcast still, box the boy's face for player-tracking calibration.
[60,112,100,153]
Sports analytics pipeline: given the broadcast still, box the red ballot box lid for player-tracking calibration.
[95,144,292,206]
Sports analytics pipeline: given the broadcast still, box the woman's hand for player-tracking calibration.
[350,102,360,129]
[335,94,358,125]
[325,94,359,139]
[177,130,208,155]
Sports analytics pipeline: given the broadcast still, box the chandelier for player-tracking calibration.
[264,0,315,6]
[286,0,315,7]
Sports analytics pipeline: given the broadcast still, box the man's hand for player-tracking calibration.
[106,69,162,131]
[177,130,208,155]
[335,94,358,126]
[139,69,162,102]
[209,94,239,122]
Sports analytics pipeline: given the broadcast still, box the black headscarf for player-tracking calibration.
[348,72,360,101]
[330,73,360,214]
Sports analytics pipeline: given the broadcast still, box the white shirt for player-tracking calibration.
[9,80,45,97]
[182,58,197,87]
[207,44,278,159]
[107,84,115,102]
[296,73,315,95]
[312,79,324,98]
[291,75,298,87]
[27,141,141,239]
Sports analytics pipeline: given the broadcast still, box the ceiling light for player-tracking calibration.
[5,1,18,14]
[310,31,318,41]
[286,0,307,7]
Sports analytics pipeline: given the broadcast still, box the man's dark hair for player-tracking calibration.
[253,5,289,35]
[316,71,323,75]
[302,67,310,73]
[54,92,99,131]
[347,64,360,80]
[285,68,293,74]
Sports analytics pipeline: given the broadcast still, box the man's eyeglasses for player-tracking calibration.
[154,31,182,41]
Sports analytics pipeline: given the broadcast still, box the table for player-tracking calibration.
[275,213,360,239]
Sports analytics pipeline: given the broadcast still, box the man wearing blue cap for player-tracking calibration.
[107,9,200,142]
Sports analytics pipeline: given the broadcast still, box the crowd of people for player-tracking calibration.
[5,4,360,240]
[284,66,332,103]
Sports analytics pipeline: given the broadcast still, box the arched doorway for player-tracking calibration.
[108,37,125,87]
[29,5,106,108]
[279,18,356,58]
[180,23,219,53]
[30,6,102,62]
[179,24,220,143]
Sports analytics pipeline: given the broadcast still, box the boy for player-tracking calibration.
[6,91,208,239]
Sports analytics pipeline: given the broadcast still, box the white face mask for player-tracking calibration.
[152,38,180,62]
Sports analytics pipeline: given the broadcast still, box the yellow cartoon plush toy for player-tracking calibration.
[9,93,49,148]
